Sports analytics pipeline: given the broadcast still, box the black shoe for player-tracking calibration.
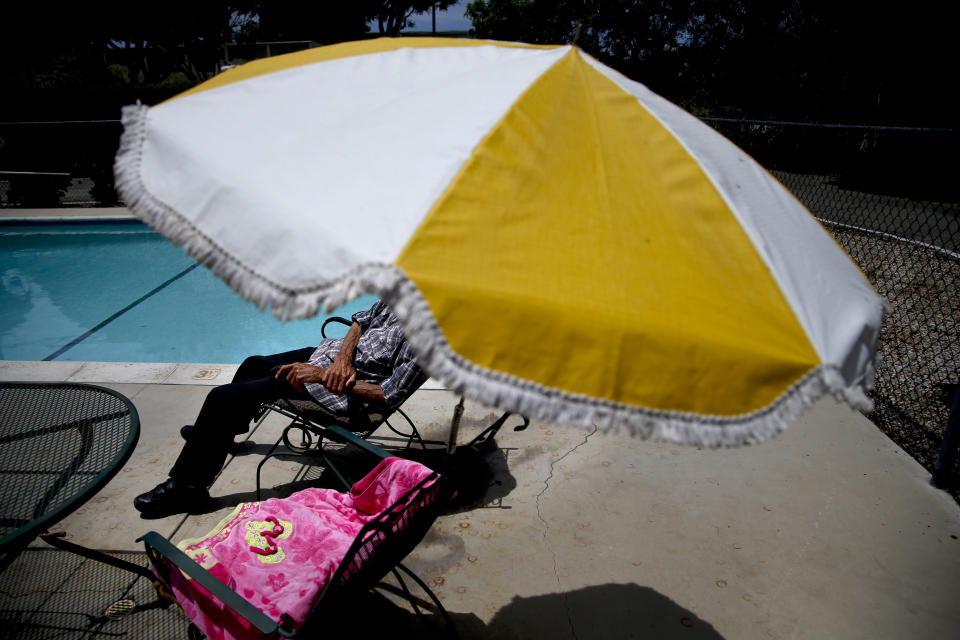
[180,424,255,455]
[133,478,210,518]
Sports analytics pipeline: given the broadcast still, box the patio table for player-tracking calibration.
[0,382,140,570]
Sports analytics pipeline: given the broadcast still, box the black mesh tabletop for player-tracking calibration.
[0,383,140,554]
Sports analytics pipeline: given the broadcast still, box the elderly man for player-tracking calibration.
[134,300,426,517]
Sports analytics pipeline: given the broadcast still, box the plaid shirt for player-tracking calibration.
[305,301,427,414]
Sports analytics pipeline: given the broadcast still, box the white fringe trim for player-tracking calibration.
[115,102,874,448]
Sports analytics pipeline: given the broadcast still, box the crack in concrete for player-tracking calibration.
[535,425,598,640]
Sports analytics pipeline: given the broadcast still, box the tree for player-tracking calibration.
[1,2,244,88]
[254,1,371,43]
[466,1,703,104]
[370,1,459,36]
[466,0,583,46]
[464,0,958,125]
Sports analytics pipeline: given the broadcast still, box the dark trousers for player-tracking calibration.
[169,347,315,487]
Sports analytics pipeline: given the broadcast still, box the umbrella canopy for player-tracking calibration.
[115,38,885,446]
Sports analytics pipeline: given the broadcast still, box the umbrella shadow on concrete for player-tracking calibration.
[486,583,727,639]
[326,582,726,639]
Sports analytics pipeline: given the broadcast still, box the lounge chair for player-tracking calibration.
[254,316,529,499]
[140,426,455,639]
[253,316,433,498]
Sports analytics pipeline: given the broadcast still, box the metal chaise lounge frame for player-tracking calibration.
[254,316,530,500]
[254,316,435,499]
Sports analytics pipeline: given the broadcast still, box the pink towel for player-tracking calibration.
[162,457,435,640]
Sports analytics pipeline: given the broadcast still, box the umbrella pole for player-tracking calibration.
[446,397,464,455]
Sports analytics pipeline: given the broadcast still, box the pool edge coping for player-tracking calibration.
[0,360,239,386]
[0,360,446,389]
[0,207,136,222]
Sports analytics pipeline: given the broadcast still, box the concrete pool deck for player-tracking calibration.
[1,359,959,639]
[4,208,960,637]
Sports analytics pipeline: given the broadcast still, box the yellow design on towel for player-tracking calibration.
[245,518,293,564]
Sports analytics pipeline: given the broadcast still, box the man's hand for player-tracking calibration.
[275,362,325,393]
[326,355,357,395]
[275,361,356,395]
[277,321,360,395]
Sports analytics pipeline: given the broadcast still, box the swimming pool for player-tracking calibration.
[0,220,378,363]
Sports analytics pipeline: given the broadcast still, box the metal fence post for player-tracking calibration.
[932,384,960,489]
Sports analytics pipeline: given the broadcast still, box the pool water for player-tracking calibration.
[0,220,378,363]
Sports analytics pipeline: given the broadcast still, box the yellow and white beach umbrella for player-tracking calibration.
[115,38,885,447]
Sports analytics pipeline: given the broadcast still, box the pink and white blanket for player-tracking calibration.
[163,457,435,640]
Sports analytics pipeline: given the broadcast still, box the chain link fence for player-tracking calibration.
[3,118,959,499]
[705,118,960,502]
[0,120,123,207]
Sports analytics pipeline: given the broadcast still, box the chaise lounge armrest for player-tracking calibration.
[138,531,287,637]
[323,424,390,458]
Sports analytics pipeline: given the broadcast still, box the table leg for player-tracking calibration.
[39,532,155,580]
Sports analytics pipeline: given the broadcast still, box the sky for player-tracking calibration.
[399,1,472,32]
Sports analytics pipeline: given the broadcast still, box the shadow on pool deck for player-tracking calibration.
[1,361,959,639]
